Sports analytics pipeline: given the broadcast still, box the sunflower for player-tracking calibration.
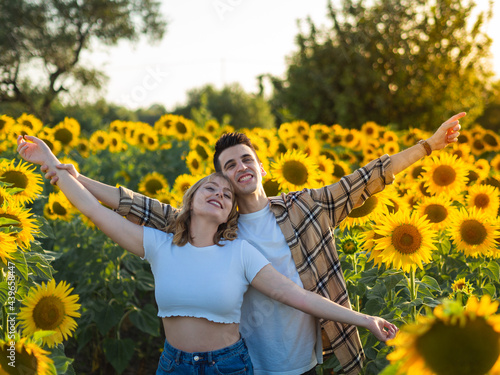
[52,117,80,148]
[0,337,55,375]
[0,159,43,205]
[89,130,110,151]
[185,151,206,175]
[449,277,474,298]
[138,172,169,197]
[76,138,90,158]
[314,155,335,185]
[361,121,381,139]
[270,149,320,192]
[332,160,351,183]
[483,129,500,152]
[109,119,128,135]
[18,279,81,348]
[16,113,43,134]
[310,124,332,144]
[466,184,499,218]
[173,174,201,196]
[470,135,487,156]
[421,153,469,197]
[457,129,472,145]
[448,142,473,163]
[169,117,195,141]
[448,207,499,258]
[155,188,181,206]
[0,185,14,206]
[44,191,74,222]
[204,119,220,135]
[341,129,362,150]
[383,141,400,155]
[372,210,437,272]
[387,296,500,375]
[416,195,458,231]
[339,233,362,255]
[0,204,39,249]
[263,177,282,197]
[491,154,500,175]
[140,130,160,151]
[108,131,124,153]
[340,190,394,230]
[0,231,17,265]
[361,224,386,269]
[383,130,399,143]
[0,114,15,138]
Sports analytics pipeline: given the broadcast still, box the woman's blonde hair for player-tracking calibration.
[165,172,238,246]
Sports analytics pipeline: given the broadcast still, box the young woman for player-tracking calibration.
[17,135,397,375]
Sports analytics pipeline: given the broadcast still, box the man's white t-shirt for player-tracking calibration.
[238,203,323,375]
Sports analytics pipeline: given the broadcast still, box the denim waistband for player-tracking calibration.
[162,337,247,365]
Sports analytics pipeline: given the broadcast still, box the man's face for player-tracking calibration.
[217,144,266,197]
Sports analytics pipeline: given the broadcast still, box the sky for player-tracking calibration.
[82,0,500,111]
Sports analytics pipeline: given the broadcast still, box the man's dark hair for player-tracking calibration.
[213,132,259,172]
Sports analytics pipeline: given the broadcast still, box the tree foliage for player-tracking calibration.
[174,83,276,129]
[271,0,494,130]
[0,0,167,121]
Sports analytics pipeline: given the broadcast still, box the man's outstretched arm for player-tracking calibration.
[390,112,465,175]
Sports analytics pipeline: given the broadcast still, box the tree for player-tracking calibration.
[174,83,276,130]
[270,0,494,130]
[0,0,167,122]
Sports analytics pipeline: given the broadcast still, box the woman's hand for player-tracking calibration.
[17,135,56,165]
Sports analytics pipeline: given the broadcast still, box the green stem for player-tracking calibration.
[352,253,360,312]
[409,268,417,322]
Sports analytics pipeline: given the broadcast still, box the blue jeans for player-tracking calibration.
[156,337,253,374]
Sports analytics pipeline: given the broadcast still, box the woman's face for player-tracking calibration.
[191,176,234,225]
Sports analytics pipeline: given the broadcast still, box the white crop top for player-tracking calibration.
[142,227,270,324]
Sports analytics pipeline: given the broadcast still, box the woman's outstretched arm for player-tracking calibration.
[17,135,145,257]
[251,264,398,342]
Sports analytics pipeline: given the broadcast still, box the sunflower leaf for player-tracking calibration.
[483,261,500,283]
[102,338,135,374]
[129,303,160,336]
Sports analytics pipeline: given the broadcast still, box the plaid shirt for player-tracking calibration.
[116,154,394,375]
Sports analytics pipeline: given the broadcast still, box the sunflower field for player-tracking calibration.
[0,112,500,375]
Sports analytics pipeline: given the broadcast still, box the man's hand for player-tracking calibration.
[17,135,56,165]
[368,316,398,342]
[41,164,79,185]
[426,112,466,152]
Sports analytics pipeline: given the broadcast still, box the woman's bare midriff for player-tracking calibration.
[162,316,241,352]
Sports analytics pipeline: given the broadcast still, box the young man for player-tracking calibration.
[43,112,464,375]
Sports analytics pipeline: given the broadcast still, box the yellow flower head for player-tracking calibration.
[0,203,39,249]
[0,159,43,205]
[89,130,110,151]
[44,191,75,222]
[372,209,438,272]
[449,278,475,297]
[388,296,500,375]
[448,207,499,258]
[52,117,81,148]
[0,231,17,265]
[340,190,394,230]
[422,153,469,196]
[0,337,54,374]
[18,279,81,348]
[16,113,43,134]
[270,149,320,192]
[0,115,16,139]
[416,194,458,231]
[138,172,169,197]
[491,154,500,176]
[466,184,499,219]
